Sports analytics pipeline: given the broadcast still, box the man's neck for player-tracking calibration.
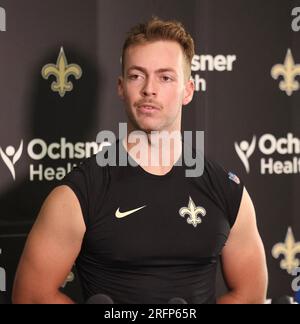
[122,128,182,176]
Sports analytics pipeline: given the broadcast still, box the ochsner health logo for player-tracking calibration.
[234,137,256,174]
[235,133,300,175]
[0,141,23,180]
[0,138,105,182]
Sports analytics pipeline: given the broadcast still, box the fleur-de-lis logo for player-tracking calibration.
[271,49,300,96]
[42,47,82,97]
[179,197,206,228]
[272,227,300,274]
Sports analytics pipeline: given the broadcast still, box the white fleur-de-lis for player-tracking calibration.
[179,197,206,228]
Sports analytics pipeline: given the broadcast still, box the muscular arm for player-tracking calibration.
[12,186,85,304]
[217,188,268,304]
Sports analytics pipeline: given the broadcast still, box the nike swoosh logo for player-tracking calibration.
[115,205,147,219]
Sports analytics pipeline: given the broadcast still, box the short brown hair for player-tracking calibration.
[121,17,195,79]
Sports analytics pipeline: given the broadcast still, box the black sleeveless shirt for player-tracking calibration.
[60,140,244,304]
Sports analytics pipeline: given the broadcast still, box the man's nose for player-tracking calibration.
[141,77,157,97]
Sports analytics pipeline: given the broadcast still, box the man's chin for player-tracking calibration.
[128,115,165,133]
[138,125,162,134]
[132,121,162,133]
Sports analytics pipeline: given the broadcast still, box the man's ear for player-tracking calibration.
[118,76,124,100]
[182,79,195,106]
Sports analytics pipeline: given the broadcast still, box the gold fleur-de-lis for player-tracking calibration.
[42,47,82,97]
[272,227,300,274]
[179,197,206,228]
[271,49,300,96]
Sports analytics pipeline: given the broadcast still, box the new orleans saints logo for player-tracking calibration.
[42,47,82,97]
[272,227,300,274]
[271,49,300,96]
[179,197,206,228]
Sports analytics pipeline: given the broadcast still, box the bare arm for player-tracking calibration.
[12,186,85,304]
[217,188,268,304]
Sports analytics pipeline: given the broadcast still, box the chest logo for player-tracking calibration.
[179,197,206,228]
[115,205,147,219]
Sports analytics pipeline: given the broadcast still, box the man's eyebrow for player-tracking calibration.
[156,68,177,75]
[127,66,147,73]
[127,66,177,75]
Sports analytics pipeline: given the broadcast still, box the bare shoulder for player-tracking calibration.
[35,185,86,237]
[12,185,85,303]
[223,187,264,259]
[220,188,268,304]
[23,184,86,264]
[227,187,258,242]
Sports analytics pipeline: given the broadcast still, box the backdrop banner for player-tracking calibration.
[0,0,299,303]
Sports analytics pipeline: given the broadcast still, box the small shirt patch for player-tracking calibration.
[228,172,240,185]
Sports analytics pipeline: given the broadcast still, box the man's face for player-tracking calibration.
[118,41,194,133]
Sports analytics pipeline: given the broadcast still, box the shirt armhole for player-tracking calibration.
[227,181,244,228]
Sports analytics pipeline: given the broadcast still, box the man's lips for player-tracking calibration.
[136,103,161,113]
[137,106,160,113]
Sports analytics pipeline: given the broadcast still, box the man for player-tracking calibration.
[13,18,268,304]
